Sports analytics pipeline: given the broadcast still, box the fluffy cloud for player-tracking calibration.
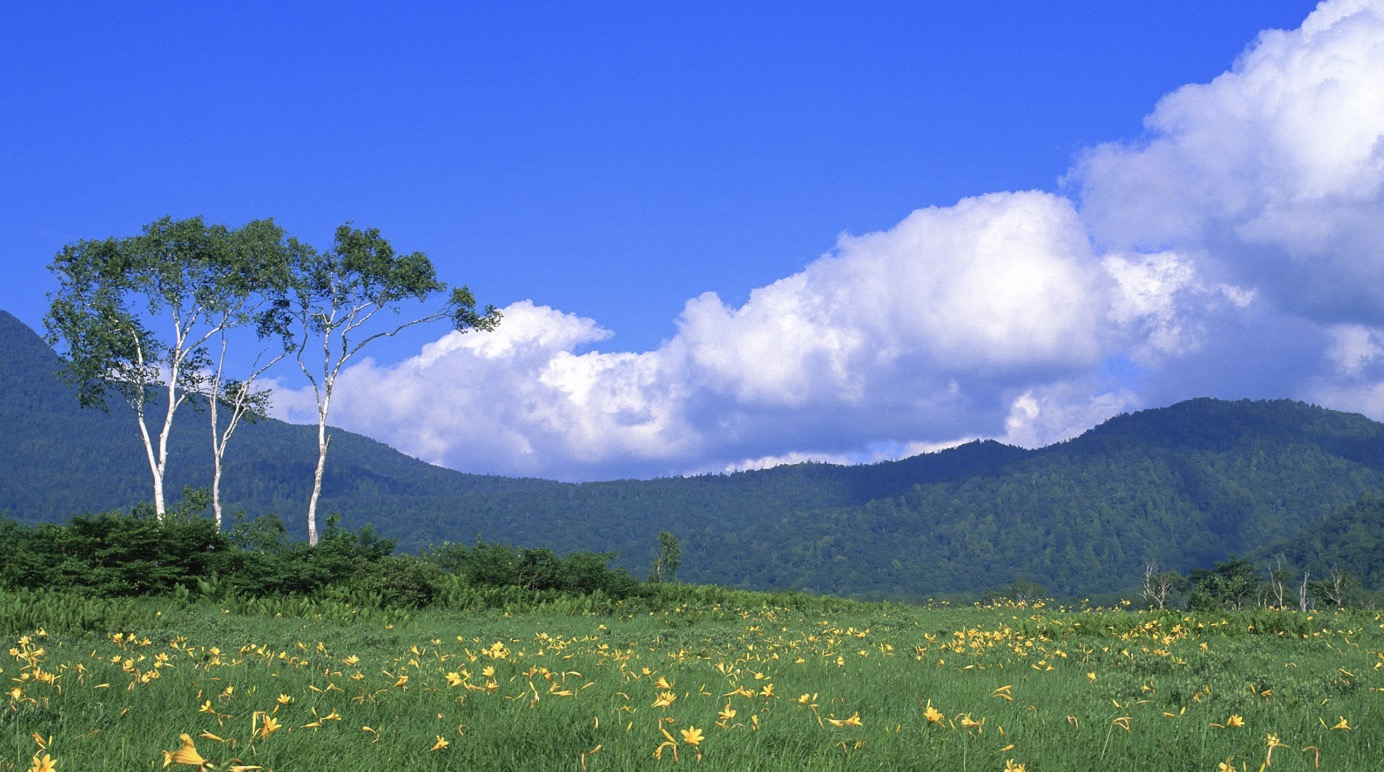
[304,192,1135,479]
[275,0,1384,480]
[315,301,701,480]
[677,191,1110,402]
[1071,0,1384,411]
[1074,0,1384,323]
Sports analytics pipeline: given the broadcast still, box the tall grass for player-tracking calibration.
[2,592,1379,770]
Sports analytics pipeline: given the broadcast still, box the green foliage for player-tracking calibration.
[1,495,225,596]
[985,578,1047,604]
[0,588,166,635]
[421,541,640,599]
[343,555,445,609]
[649,530,682,583]
[6,310,1384,602]
[42,217,302,517]
[1252,494,1384,591]
[285,222,501,545]
[1189,557,1259,610]
[1,503,652,616]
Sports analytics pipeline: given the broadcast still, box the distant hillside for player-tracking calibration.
[1252,495,1384,591]
[4,309,1383,599]
[0,310,557,527]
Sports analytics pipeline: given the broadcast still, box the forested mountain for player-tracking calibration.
[0,310,557,525]
[3,310,1383,599]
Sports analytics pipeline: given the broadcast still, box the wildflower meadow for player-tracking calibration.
[2,589,1380,770]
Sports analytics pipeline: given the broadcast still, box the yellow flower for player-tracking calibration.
[276,694,293,705]
[1004,760,1026,772]
[1226,714,1244,728]
[1086,672,1097,683]
[653,691,677,708]
[960,714,985,731]
[1265,732,1287,766]
[923,701,944,725]
[680,726,704,746]
[1331,716,1350,731]
[718,703,737,722]
[430,736,449,751]
[29,753,57,772]
[827,711,863,728]
[163,734,206,767]
[446,672,464,687]
[655,676,672,690]
[256,714,281,739]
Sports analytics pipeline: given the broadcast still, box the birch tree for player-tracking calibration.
[46,217,293,520]
[288,224,499,546]
[201,221,303,529]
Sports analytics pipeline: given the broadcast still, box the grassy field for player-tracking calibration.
[2,590,1380,770]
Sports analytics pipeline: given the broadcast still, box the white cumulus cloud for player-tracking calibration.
[273,0,1384,480]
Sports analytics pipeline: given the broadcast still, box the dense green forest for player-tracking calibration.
[3,309,1383,601]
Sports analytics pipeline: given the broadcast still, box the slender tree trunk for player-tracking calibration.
[130,338,170,521]
[307,427,330,547]
[306,386,333,547]
[136,401,166,521]
[210,391,225,531]
[153,362,183,520]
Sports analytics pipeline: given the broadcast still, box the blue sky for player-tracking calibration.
[6,1,1382,481]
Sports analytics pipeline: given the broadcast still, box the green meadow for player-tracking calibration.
[3,589,1380,771]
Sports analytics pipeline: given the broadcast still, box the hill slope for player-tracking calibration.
[4,310,1383,598]
[0,310,558,527]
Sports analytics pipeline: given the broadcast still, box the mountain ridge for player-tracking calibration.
[4,309,1382,599]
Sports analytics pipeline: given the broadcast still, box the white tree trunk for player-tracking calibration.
[306,387,333,547]
[210,390,225,531]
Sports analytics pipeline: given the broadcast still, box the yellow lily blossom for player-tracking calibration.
[1331,716,1350,731]
[1226,714,1244,728]
[163,734,207,768]
[923,701,944,725]
[29,753,57,772]
[680,726,704,746]
[255,714,281,739]
[827,711,863,728]
[430,736,449,751]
